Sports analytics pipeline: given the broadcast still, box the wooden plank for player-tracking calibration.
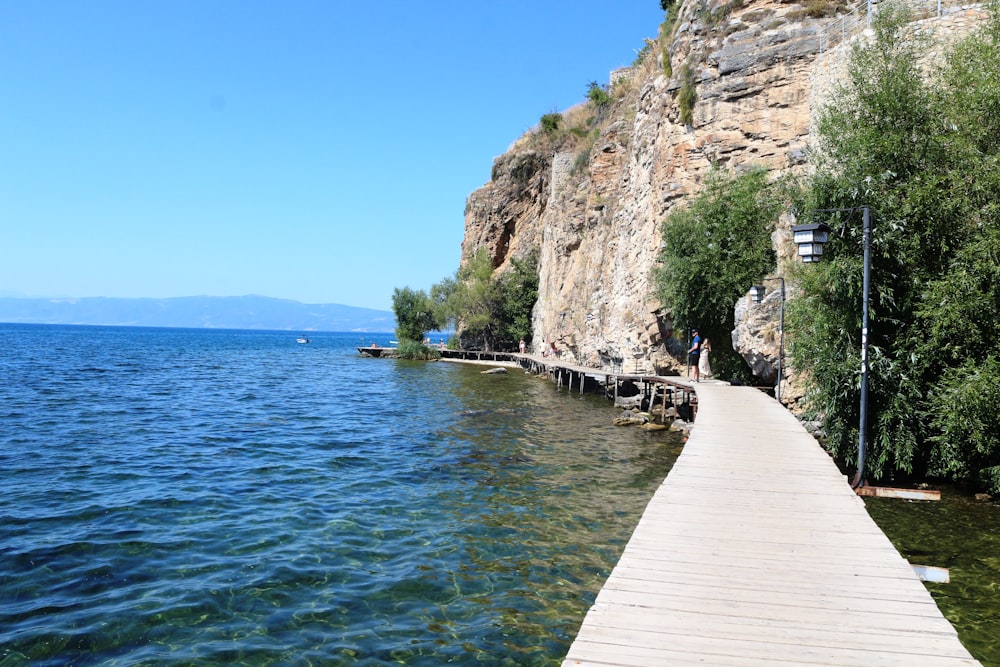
[857,485,942,501]
[567,625,980,667]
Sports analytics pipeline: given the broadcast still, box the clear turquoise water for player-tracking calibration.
[0,324,683,666]
[865,491,1000,667]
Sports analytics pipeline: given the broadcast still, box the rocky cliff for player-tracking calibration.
[460,0,985,394]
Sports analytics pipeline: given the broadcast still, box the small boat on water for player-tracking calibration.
[296,336,310,344]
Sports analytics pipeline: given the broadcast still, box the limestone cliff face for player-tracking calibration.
[459,0,985,387]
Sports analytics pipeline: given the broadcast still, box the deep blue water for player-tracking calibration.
[0,324,682,666]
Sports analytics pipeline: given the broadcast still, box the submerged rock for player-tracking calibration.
[613,411,649,426]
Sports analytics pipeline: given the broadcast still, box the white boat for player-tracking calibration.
[296,337,310,344]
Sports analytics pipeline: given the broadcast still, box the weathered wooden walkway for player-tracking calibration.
[361,347,978,664]
[563,380,981,666]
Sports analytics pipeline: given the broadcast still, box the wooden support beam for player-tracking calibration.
[855,485,942,500]
[855,486,941,501]
[661,383,668,422]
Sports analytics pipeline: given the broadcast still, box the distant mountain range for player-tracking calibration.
[0,295,396,332]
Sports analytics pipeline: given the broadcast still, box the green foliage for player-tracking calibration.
[789,3,1000,489]
[430,249,540,352]
[447,248,498,348]
[659,0,681,77]
[540,112,562,135]
[391,286,438,344]
[395,339,442,360]
[655,167,784,382]
[587,81,612,109]
[495,254,539,349]
[928,357,1000,493]
[677,63,696,126]
[571,127,600,176]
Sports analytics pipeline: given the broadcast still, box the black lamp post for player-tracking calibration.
[749,277,785,403]
[792,206,871,488]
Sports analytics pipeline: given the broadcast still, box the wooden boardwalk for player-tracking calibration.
[563,380,981,667]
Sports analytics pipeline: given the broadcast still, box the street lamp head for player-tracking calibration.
[791,222,831,263]
[749,285,766,304]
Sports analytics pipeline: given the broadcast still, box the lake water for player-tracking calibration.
[0,324,683,666]
[865,490,1000,667]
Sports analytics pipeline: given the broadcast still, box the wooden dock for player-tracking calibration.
[563,380,981,667]
[440,349,699,417]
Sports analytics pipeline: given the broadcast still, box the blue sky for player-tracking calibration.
[0,1,663,311]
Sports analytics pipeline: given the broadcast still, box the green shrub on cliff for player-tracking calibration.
[790,2,1000,491]
[540,112,562,135]
[677,63,696,126]
[655,167,784,383]
[587,81,612,109]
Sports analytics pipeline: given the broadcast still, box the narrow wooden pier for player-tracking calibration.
[439,349,699,418]
[563,381,981,666]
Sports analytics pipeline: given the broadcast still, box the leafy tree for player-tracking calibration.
[654,167,783,382]
[446,248,500,349]
[587,81,612,109]
[495,254,539,350]
[391,286,438,343]
[790,3,1000,490]
[428,249,539,352]
[429,275,458,333]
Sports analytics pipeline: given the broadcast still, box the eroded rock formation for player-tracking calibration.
[459,0,986,396]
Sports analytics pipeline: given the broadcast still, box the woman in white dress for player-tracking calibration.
[698,337,712,378]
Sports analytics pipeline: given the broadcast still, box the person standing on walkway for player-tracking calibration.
[688,329,702,382]
[698,336,712,379]
[519,338,527,354]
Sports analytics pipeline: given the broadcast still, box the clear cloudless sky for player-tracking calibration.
[0,1,664,311]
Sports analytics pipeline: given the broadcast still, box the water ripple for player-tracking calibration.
[1,325,682,666]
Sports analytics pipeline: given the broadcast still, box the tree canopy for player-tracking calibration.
[430,249,538,352]
[394,249,539,354]
[789,3,1000,491]
[655,167,786,382]
[391,286,438,344]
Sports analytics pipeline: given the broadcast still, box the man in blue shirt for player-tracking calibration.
[688,329,701,382]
